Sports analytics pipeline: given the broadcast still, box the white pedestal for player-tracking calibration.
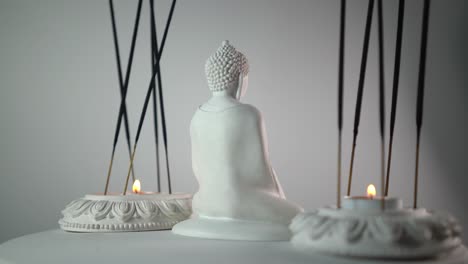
[1,229,467,264]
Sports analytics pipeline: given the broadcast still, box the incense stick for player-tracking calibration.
[337,0,346,208]
[414,0,431,209]
[150,0,172,194]
[385,0,405,196]
[109,0,136,185]
[149,0,161,193]
[153,10,173,195]
[104,0,143,195]
[156,46,173,194]
[377,0,386,210]
[347,0,374,196]
[123,0,177,195]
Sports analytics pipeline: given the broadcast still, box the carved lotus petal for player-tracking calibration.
[90,200,112,221]
[437,212,461,238]
[112,201,135,222]
[402,220,431,244]
[367,217,399,243]
[63,199,81,210]
[136,200,158,219]
[65,199,94,218]
[175,199,192,212]
[449,217,462,237]
[61,200,79,215]
[345,218,366,242]
[158,201,181,217]
[308,216,338,240]
[290,212,316,233]
[424,217,451,241]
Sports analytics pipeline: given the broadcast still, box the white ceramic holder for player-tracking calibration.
[59,193,192,232]
[290,206,462,259]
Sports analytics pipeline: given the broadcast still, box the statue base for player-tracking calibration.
[173,215,292,241]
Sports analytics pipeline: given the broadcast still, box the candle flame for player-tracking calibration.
[132,179,141,194]
[367,184,376,198]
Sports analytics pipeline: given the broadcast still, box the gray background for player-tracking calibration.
[0,0,466,244]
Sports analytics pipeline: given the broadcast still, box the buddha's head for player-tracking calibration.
[205,40,249,99]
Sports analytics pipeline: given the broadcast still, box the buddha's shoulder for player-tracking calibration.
[235,103,261,114]
[223,104,264,126]
[224,104,261,119]
[193,103,262,121]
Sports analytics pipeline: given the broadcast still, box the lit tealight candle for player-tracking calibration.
[342,184,403,212]
[130,179,155,195]
[132,179,141,194]
[367,184,376,199]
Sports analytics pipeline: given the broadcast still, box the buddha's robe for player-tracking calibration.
[190,103,301,224]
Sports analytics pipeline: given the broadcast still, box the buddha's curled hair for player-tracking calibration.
[205,40,249,92]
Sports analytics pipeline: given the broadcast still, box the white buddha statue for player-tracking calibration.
[172,41,302,241]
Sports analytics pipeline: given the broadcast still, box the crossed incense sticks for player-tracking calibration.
[149,0,172,194]
[122,0,177,195]
[340,0,431,209]
[104,0,142,195]
[104,0,177,195]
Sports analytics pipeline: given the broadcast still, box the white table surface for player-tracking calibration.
[0,229,467,264]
